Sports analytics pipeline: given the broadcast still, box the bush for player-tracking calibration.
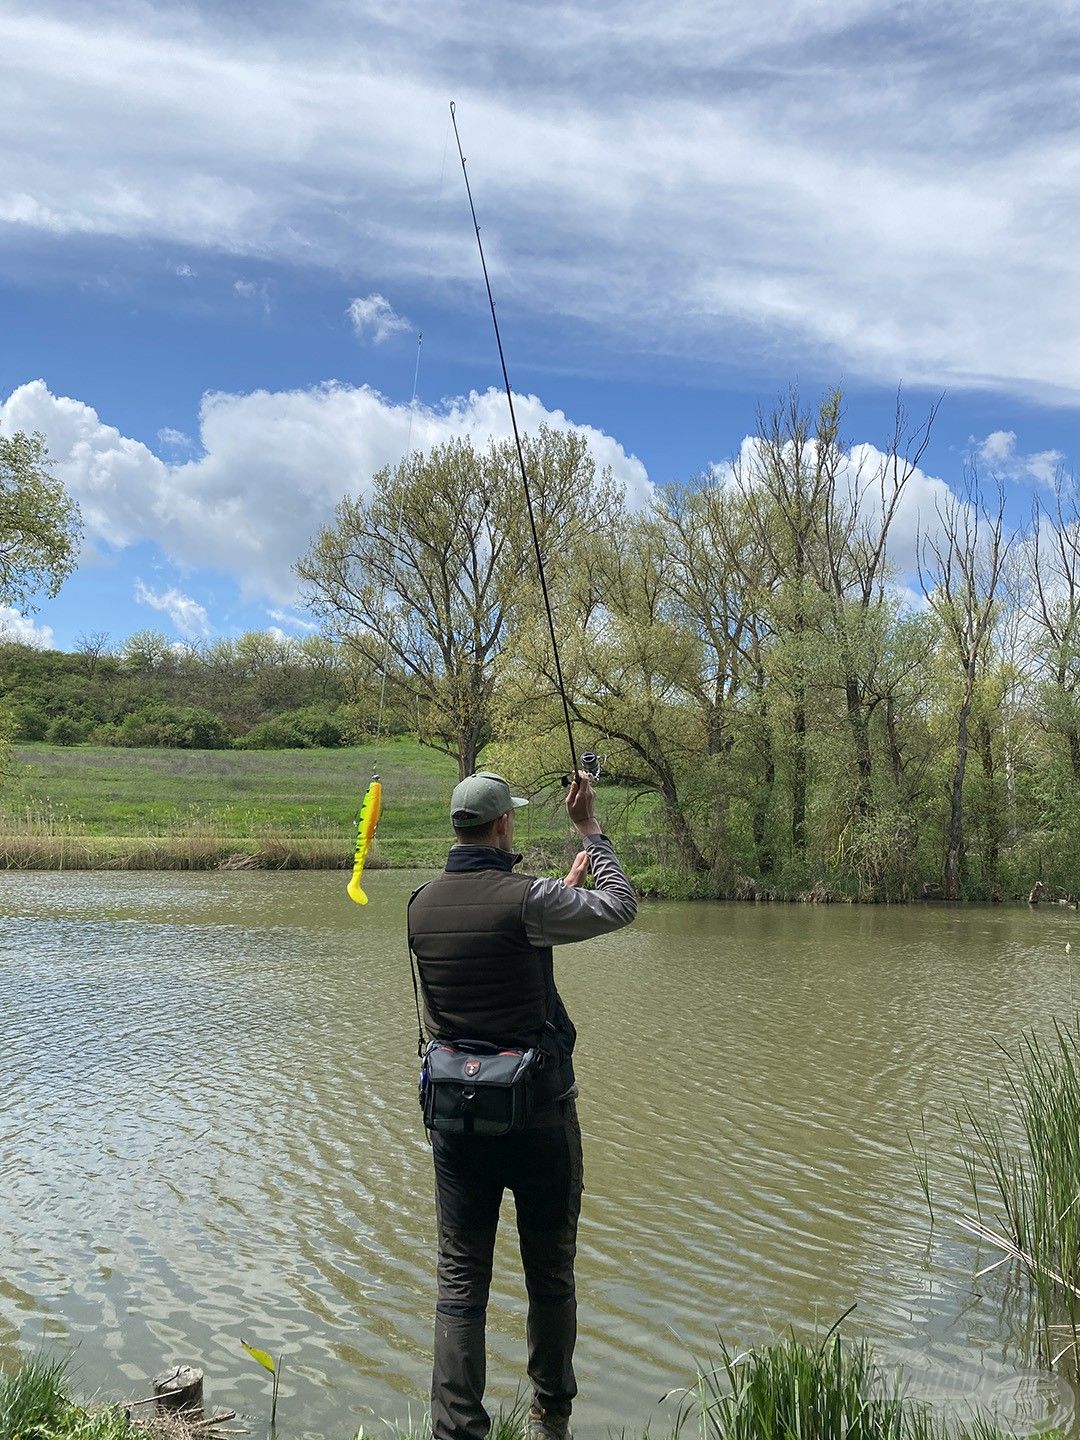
[117,702,229,749]
[236,706,348,749]
[236,714,311,749]
[11,701,48,741]
[291,705,347,747]
[45,715,90,745]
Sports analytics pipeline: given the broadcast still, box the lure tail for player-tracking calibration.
[347,778,382,905]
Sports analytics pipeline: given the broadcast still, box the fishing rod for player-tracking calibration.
[449,100,594,789]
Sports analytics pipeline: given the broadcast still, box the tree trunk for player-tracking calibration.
[845,674,873,818]
[1068,726,1080,785]
[978,714,999,881]
[457,742,477,781]
[791,694,807,861]
[944,688,974,900]
[753,691,774,878]
[885,695,904,791]
[662,791,710,876]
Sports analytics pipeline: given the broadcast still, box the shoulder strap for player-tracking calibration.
[406,884,430,1058]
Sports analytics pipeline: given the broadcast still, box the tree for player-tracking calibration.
[74,630,111,679]
[1028,476,1080,782]
[120,629,172,674]
[732,390,939,868]
[297,427,622,778]
[920,470,1011,899]
[0,431,82,610]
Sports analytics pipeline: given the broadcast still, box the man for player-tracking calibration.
[408,769,637,1440]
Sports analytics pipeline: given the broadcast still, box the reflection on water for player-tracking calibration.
[3,871,1080,1436]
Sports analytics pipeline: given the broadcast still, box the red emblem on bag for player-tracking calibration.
[464,1059,481,1077]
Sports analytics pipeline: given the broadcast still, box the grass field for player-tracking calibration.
[0,740,616,871]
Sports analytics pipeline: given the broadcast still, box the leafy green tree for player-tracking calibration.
[297,427,622,778]
[0,431,82,610]
[0,432,81,783]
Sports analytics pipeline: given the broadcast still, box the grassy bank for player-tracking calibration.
[0,741,617,873]
[0,1357,201,1440]
[0,1327,1040,1440]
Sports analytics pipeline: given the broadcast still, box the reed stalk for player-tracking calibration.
[668,1319,1013,1440]
[665,1319,1014,1440]
[957,1016,1080,1369]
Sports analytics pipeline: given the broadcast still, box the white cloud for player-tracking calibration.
[5,3,1080,397]
[157,427,192,448]
[174,263,196,279]
[0,378,652,603]
[347,293,410,345]
[134,579,212,638]
[709,430,957,584]
[0,605,54,648]
[233,278,271,312]
[268,608,318,632]
[973,430,1064,487]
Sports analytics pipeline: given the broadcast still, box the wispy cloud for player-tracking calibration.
[268,608,318,632]
[157,426,192,449]
[234,277,271,313]
[134,579,212,638]
[4,3,1080,397]
[347,293,410,345]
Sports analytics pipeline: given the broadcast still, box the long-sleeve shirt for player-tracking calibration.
[522,833,637,945]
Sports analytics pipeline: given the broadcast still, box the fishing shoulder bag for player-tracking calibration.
[407,885,557,1137]
[419,1037,545,1136]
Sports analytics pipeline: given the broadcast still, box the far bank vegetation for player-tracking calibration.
[5,391,1080,902]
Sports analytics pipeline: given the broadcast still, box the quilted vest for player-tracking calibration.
[408,867,576,1095]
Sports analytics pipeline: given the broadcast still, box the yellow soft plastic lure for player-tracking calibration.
[347,777,382,905]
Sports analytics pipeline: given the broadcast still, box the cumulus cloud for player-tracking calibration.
[4,3,1080,397]
[0,378,652,603]
[134,579,212,637]
[973,430,1064,487]
[0,605,54,648]
[347,293,410,345]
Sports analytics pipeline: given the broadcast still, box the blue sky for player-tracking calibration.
[1,0,1079,650]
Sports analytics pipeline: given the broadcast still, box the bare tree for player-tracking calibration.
[920,469,1012,899]
[74,629,111,679]
[809,390,940,821]
[1029,473,1080,781]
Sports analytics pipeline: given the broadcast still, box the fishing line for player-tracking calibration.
[449,99,580,784]
[374,330,423,746]
[372,111,453,751]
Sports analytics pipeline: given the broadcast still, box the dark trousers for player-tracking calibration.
[430,1102,584,1440]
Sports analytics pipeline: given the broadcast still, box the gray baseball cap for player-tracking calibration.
[450,771,529,827]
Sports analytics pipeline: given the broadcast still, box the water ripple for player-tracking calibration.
[3,874,1079,1435]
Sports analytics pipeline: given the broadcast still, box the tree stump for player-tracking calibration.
[153,1365,204,1418]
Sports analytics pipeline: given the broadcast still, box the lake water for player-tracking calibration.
[2,870,1079,1437]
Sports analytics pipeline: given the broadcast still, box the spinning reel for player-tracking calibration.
[561,751,602,788]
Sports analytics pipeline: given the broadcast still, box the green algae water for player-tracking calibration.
[2,871,1079,1437]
